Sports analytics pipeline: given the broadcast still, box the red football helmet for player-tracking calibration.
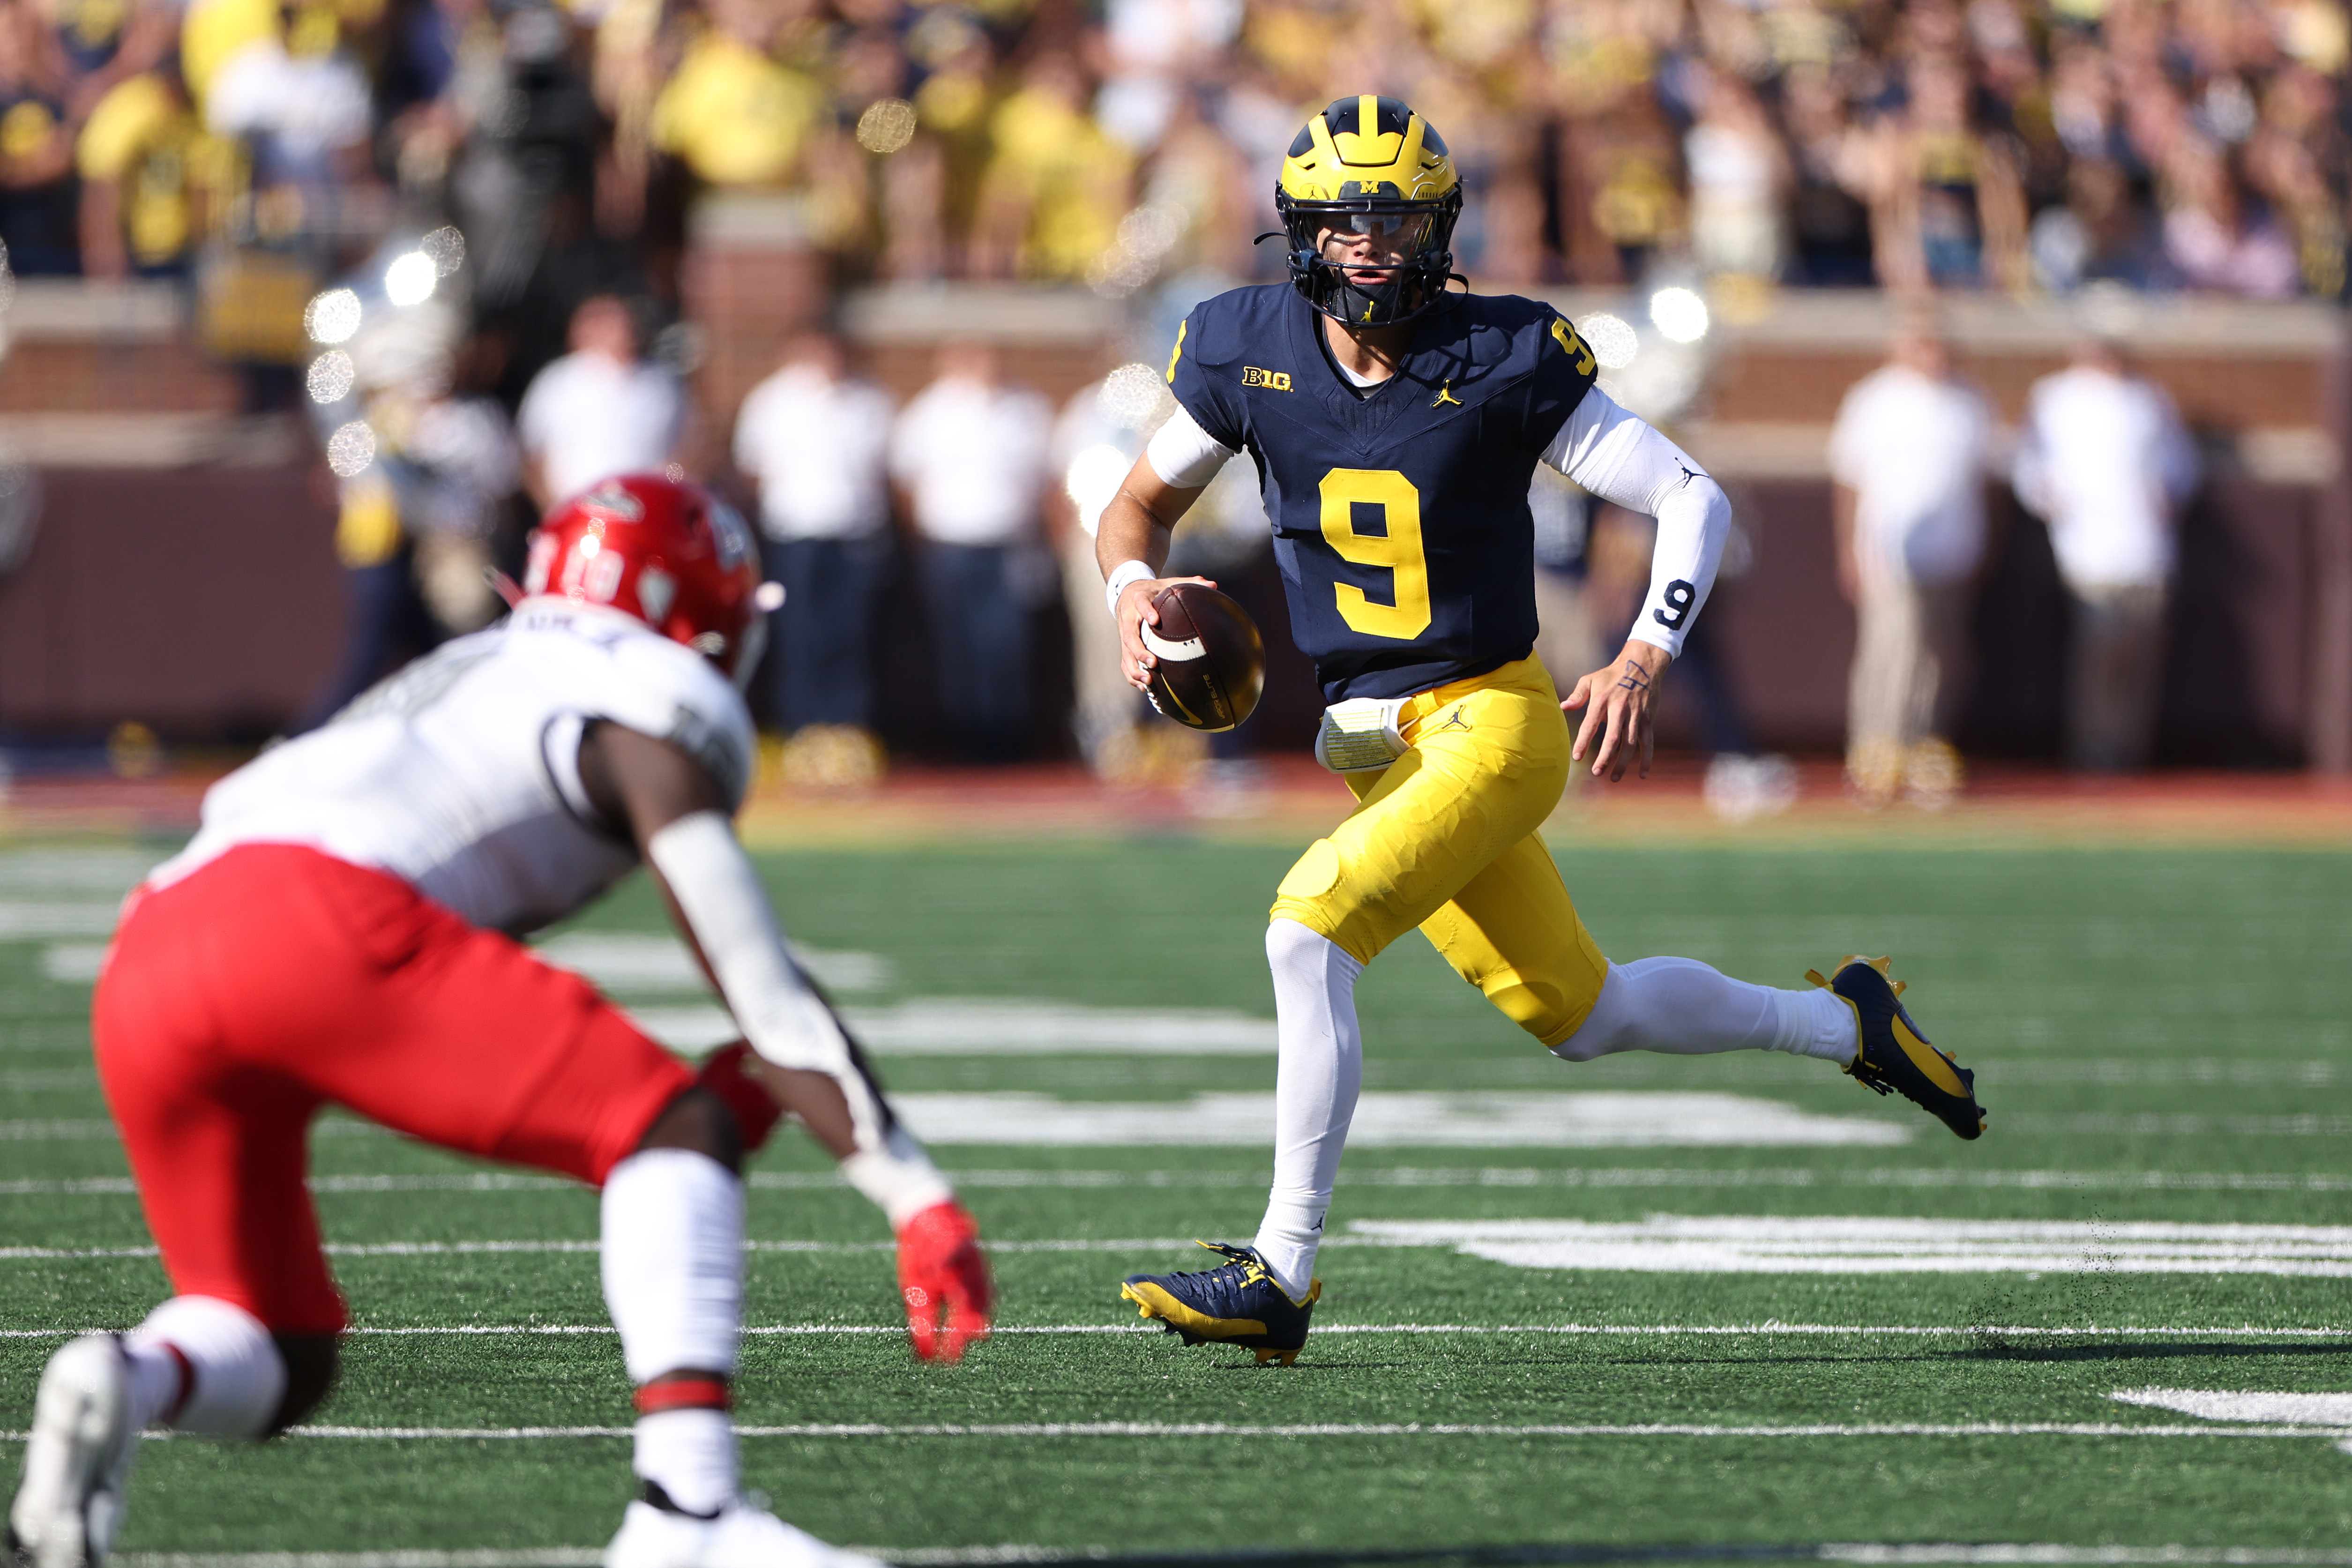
[523,474,780,683]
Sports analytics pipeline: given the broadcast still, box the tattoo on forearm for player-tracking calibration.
[1614,661,1652,694]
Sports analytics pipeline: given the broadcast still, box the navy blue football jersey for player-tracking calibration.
[1166,284,1598,703]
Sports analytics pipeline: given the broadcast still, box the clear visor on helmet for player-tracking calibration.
[1314,209,1437,268]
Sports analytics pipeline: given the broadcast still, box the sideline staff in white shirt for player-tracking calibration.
[889,343,1054,762]
[517,295,690,509]
[733,333,896,738]
[2012,337,2200,771]
[1050,365,1162,771]
[1828,317,1994,804]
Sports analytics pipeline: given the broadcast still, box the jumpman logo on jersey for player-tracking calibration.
[1426,705,1471,735]
[1432,381,1462,408]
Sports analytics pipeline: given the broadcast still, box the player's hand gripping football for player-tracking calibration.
[1115,575,1217,692]
[896,1200,993,1363]
[1563,640,1673,782]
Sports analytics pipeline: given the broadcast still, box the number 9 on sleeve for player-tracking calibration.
[1651,578,1697,632]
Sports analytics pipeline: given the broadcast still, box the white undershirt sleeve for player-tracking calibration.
[1146,404,1239,489]
[646,811,951,1227]
[1542,388,1731,660]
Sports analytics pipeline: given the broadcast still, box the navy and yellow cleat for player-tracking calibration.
[1808,956,1986,1140]
[1119,1242,1320,1366]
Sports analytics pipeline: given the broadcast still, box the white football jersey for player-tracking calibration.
[153,599,756,935]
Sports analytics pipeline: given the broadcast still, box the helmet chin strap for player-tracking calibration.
[1329,269,1414,328]
[729,614,768,693]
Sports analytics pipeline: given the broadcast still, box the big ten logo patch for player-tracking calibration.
[1243,366,1293,390]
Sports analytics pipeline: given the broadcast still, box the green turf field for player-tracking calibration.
[7,836,2352,1565]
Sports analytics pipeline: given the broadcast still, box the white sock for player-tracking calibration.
[1554,958,1856,1066]
[633,1407,737,1517]
[120,1340,184,1430]
[1251,919,1364,1300]
[600,1149,745,1383]
[124,1295,285,1437]
[602,1149,745,1512]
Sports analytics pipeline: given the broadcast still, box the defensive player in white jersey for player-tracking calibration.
[7,476,991,1568]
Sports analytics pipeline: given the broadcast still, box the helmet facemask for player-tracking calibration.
[727,606,770,694]
[1278,190,1463,329]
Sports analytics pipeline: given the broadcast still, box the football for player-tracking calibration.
[1141,582,1265,732]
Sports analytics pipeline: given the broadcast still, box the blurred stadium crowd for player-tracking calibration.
[7,0,2352,302]
[0,0,2330,798]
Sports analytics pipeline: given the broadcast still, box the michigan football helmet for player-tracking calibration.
[1276,95,1463,328]
[524,474,780,685]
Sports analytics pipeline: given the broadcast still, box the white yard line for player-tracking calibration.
[0,902,124,938]
[17,1167,2352,1197]
[1353,1217,2352,1276]
[0,1120,384,1142]
[1819,1551,2352,1566]
[26,1216,2352,1277]
[0,850,153,891]
[0,1093,1890,1147]
[7,1421,2352,1443]
[36,942,106,983]
[0,1120,126,1141]
[115,1556,606,1568]
[881,1093,1908,1148]
[107,1556,1073,1568]
[2111,1388,2352,1424]
[4,1322,2349,1341]
[1999,1114,2352,1138]
[0,1238,1251,1261]
[0,1068,96,1092]
[100,1550,2352,1568]
[616,1001,1279,1056]
[532,934,889,996]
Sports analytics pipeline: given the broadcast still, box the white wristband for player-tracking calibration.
[841,1127,956,1230]
[1104,559,1154,618]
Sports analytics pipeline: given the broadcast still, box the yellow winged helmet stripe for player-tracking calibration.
[1295,97,1439,198]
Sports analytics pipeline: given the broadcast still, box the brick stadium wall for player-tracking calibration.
[0,466,343,740]
[851,341,1112,409]
[0,340,244,415]
[0,278,2343,764]
[1707,346,2325,429]
[681,239,828,447]
[1684,478,2315,765]
[0,465,2304,763]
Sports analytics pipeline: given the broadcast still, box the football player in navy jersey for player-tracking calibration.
[1102,97,1986,1365]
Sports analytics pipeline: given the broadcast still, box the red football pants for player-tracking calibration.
[93,844,694,1335]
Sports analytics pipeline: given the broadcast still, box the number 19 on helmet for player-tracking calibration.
[525,474,785,689]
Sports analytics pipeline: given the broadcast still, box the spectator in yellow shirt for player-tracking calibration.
[650,0,823,188]
[177,0,275,108]
[76,65,238,277]
[971,52,1130,282]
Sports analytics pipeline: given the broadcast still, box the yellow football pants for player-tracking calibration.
[1269,655,1610,1048]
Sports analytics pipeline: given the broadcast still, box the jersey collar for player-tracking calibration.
[1287,291,1484,444]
